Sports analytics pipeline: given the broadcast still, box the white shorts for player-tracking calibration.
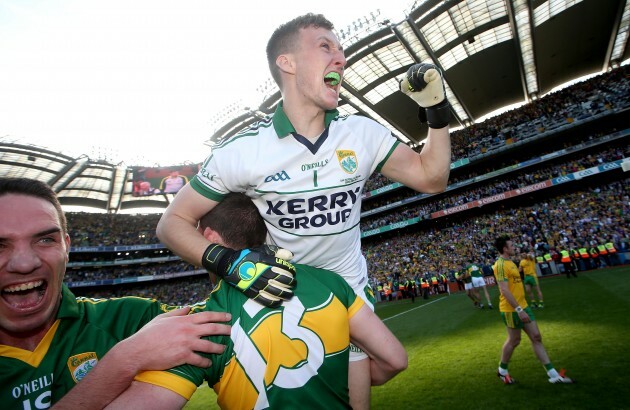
[472,276,486,288]
[349,282,374,362]
[465,282,473,291]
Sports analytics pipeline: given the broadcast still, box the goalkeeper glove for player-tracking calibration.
[400,63,451,129]
[202,243,296,308]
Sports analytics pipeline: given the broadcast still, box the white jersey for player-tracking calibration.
[192,104,399,289]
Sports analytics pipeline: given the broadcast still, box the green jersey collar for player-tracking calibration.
[272,101,339,138]
[57,284,80,319]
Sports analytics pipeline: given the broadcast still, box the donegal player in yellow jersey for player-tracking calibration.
[493,235,573,385]
[519,251,544,308]
[109,194,407,409]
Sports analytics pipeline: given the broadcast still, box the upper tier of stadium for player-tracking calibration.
[1,0,628,212]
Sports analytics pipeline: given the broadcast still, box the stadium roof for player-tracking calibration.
[1,0,628,212]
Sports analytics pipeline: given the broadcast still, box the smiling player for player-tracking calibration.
[157,13,451,409]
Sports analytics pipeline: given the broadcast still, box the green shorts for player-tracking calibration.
[501,307,535,329]
[524,275,539,287]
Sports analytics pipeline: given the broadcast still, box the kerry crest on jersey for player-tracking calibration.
[67,352,98,383]
[336,150,358,174]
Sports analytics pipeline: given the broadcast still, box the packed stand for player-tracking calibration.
[75,276,214,306]
[361,145,628,231]
[65,261,197,282]
[363,65,630,194]
[68,212,161,246]
[364,180,629,298]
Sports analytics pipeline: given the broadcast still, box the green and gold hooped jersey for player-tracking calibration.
[493,257,528,312]
[191,103,399,290]
[136,264,364,409]
[0,285,169,410]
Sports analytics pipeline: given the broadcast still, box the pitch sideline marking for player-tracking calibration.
[382,297,447,322]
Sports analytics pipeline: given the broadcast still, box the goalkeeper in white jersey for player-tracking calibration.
[157,13,451,409]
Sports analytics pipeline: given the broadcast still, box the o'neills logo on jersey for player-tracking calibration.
[336,150,358,174]
[67,352,98,383]
[301,159,329,171]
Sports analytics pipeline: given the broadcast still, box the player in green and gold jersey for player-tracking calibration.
[466,260,493,309]
[519,251,544,308]
[108,193,408,409]
[0,178,231,410]
[493,235,573,385]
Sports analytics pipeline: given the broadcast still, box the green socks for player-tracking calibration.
[544,363,559,378]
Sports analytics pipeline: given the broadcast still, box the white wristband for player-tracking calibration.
[515,306,523,313]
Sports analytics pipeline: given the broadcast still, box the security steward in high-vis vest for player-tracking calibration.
[421,278,430,299]
[431,275,439,295]
[579,246,591,270]
[543,252,553,275]
[605,241,619,266]
[597,243,610,267]
[560,248,577,278]
[536,254,549,275]
[589,246,600,268]
[570,247,583,271]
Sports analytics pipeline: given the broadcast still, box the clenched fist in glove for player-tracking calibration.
[400,63,451,129]
[202,243,296,308]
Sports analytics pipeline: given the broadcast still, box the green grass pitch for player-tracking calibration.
[185,266,630,409]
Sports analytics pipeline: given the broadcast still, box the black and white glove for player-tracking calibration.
[400,63,451,129]
[202,244,296,308]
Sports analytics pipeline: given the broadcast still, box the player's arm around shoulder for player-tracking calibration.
[349,305,408,386]
[53,307,230,410]
[380,132,450,194]
[156,183,220,266]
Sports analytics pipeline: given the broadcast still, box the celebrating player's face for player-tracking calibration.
[0,194,69,341]
[293,26,346,111]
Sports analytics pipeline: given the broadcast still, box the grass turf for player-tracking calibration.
[185,266,630,409]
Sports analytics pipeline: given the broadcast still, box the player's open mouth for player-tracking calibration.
[324,72,341,87]
[2,280,47,310]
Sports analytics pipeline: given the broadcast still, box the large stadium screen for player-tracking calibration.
[132,164,199,196]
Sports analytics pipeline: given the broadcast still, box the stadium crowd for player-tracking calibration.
[364,65,629,193]
[362,131,621,211]
[361,144,628,230]
[78,276,213,306]
[68,212,162,246]
[65,260,196,282]
[364,179,629,296]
